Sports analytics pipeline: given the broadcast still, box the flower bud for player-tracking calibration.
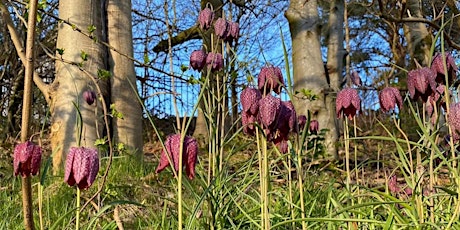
[83,90,97,105]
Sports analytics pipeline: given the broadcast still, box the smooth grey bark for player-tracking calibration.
[403,0,432,67]
[107,0,143,157]
[325,0,345,158]
[50,0,108,172]
[286,0,338,158]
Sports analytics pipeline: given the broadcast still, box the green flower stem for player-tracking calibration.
[256,128,269,230]
[296,144,306,230]
[38,183,44,230]
[344,118,351,191]
[76,187,80,230]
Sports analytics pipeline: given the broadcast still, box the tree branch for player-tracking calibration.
[377,0,460,50]
[0,1,50,103]
[152,25,201,53]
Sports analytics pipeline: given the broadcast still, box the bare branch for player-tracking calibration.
[152,25,201,53]
[377,0,460,50]
[0,1,50,102]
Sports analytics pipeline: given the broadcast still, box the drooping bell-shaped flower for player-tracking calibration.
[190,50,207,71]
[198,8,214,30]
[336,88,361,120]
[273,137,289,154]
[448,103,460,134]
[13,141,42,177]
[350,71,362,87]
[83,90,97,105]
[378,87,403,113]
[214,18,229,40]
[240,87,262,115]
[431,52,458,85]
[206,52,224,72]
[258,66,285,95]
[241,111,258,135]
[226,21,239,42]
[64,147,99,190]
[407,67,436,102]
[309,120,319,134]
[388,175,401,195]
[258,94,282,130]
[297,115,307,131]
[279,100,297,133]
[156,134,198,179]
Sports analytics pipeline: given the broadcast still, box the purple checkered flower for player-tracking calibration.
[242,111,258,135]
[240,87,262,115]
[214,18,229,40]
[190,50,207,71]
[198,8,214,30]
[448,103,460,134]
[431,52,458,85]
[226,21,239,42]
[336,88,361,120]
[64,147,99,190]
[206,52,224,72]
[83,90,96,105]
[258,94,281,130]
[297,115,307,131]
[378,87,403,113]
[13,141,42,177]
[407,67,436,102]
[258,66,285,95]
[156,134,198,180]
[309,120,319,134]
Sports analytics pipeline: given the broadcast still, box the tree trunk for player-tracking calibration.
[325,0,345,158]
[286,0,338,159]
[107,0,143,157]
[403,0,432,67]
[50,0,108,173]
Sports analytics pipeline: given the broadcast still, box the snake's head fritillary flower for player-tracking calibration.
[309,120,319,134]
[448,103,460,134]
[431,52,458,85]
[258,66,285,95]
[240,87,262,115]
[378,87,403,113]
[206,52,224,72]
[64,147,99,190]
[226,21,239,43]
[280,101,296,133]
[336,88,361,120]
[156,134,198,179]
[214,18,229,40]
[297,115,307,131]
[273,137,289,154]
[83,90,97,105]
[190,50,207,71]
[198,8,214,30]
[241,111,258,136]
[388,175,401,195]
[350,71,362,87]
[258,94,281,130]
[407,67,436,102]
[13,141,42,177]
